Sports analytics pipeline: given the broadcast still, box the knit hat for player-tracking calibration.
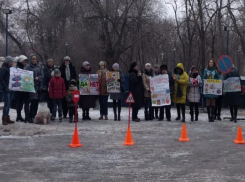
[154,64,159,69]
[5,56,14,64]
[54,69,61,75]
[145,63,151,68]
[112,63,119,70]
[69,79,77,86]
[18,55,28,63]
[130,62,137,70]
[160,64,168,71]
[47,59,54,63]
[64,56,71,61]
[83,61,90,67]
[99,61,106,67]
[190,65,197,72]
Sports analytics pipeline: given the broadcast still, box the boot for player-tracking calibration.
[86,109,91,120]
[113,103,117,121]
[158,107,164,121]
[82,109,86,121]
[230,106,234,122]
[211,106,215,122]
[7,115,15,124]
[190,111,194,122]
[16,116,25,122]
[99,115,103,120]
[2,116,8,125]
[181,105,185,123]
[234,106,238,123]
[114,114,117,121]
[145,111,149,121]
[155,108,159,119]
[176,104,180,121]
[105,116,108,120]
[207,106,211,122]
[118,105,121,121]
[195,112,199,121]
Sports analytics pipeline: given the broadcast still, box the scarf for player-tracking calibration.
[65,64,71,81]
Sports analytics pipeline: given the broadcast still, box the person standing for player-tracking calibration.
[66,80,78,123]
[142,63,154,121]
[49,69,66,121]
[224,65,241,123]
[79,61,97,120]
[172,63,189,122]
[203,59,221,122]
[214,71,223,121]
[0,56,15,125]
[43,59,55,113]
[26,54,43,121]
[128,62,144,122]
[59,56,77,118]
[187,65,202,121]
[153,64,160,119]
[97,61,109,120]
[158,64,174,121]
[16,55,32,123]
[110,63,125,121]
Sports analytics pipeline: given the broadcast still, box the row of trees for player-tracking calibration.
[0,0,244,74]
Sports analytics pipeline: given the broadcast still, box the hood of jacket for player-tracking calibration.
[174,63,184,75]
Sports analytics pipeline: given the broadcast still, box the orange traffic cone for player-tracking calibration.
[179,124,189,142]
[234,126,245,144]
[68,127,83,148]
[123,126,135,146]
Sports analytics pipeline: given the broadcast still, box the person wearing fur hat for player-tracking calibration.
[97,61,109,120]
[142,63,154,121]
[79,61,97,120]
[43,59,55,113]
[110,63,125,121]
[158,64,174,121]
[187,65,202,121]
[0,56,15,125]
[66,80,78,123]
[59,56,77,118]
[49,69,66,121]
[129,62,144,122]
[15,55,32,123]
[26,54,44,121]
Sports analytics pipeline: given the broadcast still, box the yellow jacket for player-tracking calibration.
[172,63,189,104]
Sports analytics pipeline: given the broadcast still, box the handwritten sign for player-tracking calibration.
[223,77,241,93]
[203,79,223,95]
[79,74,99,95]
[106,71,120,93]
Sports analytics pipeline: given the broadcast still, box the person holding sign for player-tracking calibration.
[203,59,221,122]
[97,61,109,120]
[129,62,144,122]
[158,64,174,121]
[223,65,241,123]
[142,63,154,121]
[172,63,189,122]
[187,66,202,121]
[110,63,125,121]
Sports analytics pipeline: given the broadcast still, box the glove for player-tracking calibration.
[117,79,121,83]
[148,90,151,94]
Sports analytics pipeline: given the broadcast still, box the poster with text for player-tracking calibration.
[106,71,120,93]
[79,74,99,95]
[223,77,241,93]
[150,74,171,106]
[8,67,35,93]
[203,79,223,95]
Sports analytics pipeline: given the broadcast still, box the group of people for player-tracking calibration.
[0,55,242,126]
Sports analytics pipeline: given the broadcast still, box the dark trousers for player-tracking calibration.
[2,91,13,117]
[30,99,39,119]
[144,97,153,120]
[69,106,77,120]
[176,103,185,120]
[154,107,159,118]
[159,105,171,120]
[52,99,62,118]
[113,99,121,115]
[47,96,52,114]
[132,106,139,120]
[99,95,108,116]
[229,105,238,119]
[16,95,30,119]
[190,102,199,116]
[215,96,222,117]
[62,97,68,117]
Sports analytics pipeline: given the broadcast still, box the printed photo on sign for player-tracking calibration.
[203,79,223,95]
[150,75,171,106]
[8,67,35,93]
[106,71,120,93]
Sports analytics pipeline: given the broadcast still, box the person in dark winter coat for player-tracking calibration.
[43,59,55,113]
[203,59,221,122]
[59,56,77,118]
[187,65,202,121]
[66,80,78,123]
[15,55,32,123]
[158,64,174,121]
[79,61,97,120]
[224,66,241,123]
[142,63,154,121]
[129,62,144,122]
[0,56,15,125]
[97,61,109,120]
[110,63,125,121]
[153,64,160,119]
[26,54,44,120]
[49,69,66,121]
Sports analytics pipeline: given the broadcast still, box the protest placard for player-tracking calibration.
[79,74,99,95]
[223,77,241,93]
[106,71,120,93]
[203,79,223,95]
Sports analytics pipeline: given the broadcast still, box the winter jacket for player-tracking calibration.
[187,74,202,103]
[79,66,97,108]
[66,87,78,108]
[129,68,144,108]
[97,69,109,96]
[110,69,125,100]
[172,63,189,104]
[142,69,154,98]
[203,67,221,99]
[49,76,66,99]
[224,68,241,106]
[0,63,11,92]
[43,64,55,90]
[59,62,77,89]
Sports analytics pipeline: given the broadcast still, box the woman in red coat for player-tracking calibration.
[49,69,66,121]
